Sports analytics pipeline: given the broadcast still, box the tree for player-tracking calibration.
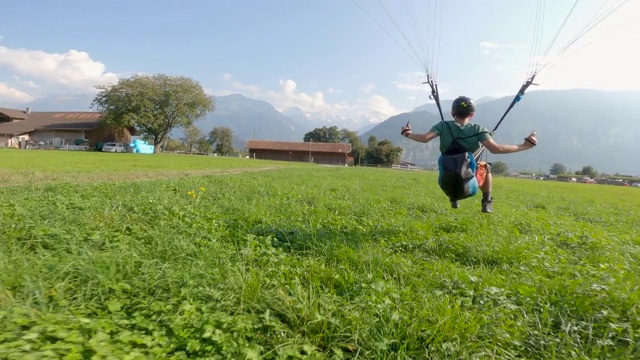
[339,128,363,165]
[576,165,598,178]
[366,139,403,165]
[92,74,214,153]
[367,135,378,148]
[182,124,203,154]
[303,126,341,143]
[339,128,359,144]
[208,126,235,155]
[164,138,187,152]
[549,163,567,175]
[491,161,508,175]
[196,137,213,154]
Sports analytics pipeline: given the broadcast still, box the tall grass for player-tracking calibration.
[1,149,639,358]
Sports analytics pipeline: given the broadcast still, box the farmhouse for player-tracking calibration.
[245,140,353,166]
[0,107,131,148]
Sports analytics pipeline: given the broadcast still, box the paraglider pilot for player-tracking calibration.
[401,96,537,213]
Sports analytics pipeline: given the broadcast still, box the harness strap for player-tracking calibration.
[443,121,489,155]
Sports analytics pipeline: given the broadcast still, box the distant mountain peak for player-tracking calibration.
[358,110,388,123]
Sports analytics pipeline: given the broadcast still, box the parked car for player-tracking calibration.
[632,183,640,188]
[580,178,597,184]
[102,142,126,153]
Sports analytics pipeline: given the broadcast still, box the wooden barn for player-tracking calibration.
[0,107,132,148]
[245,140,353,166]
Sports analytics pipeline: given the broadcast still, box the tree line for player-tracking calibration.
[164,126,235,155]
[549,163,599,178]
[303,126,403,166]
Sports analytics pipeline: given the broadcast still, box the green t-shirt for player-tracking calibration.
[430,121,491,154]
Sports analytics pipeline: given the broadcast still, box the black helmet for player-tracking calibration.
[451,96,476,117]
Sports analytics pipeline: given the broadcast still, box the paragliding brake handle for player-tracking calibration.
[515,76,538,102]
[520,75,538,95]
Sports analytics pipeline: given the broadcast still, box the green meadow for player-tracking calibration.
[1,148,639,359]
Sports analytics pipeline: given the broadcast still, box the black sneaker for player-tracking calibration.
[482,200,493,213]
[450,200,460,209]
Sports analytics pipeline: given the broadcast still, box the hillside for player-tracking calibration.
[16,89,640,174]
[193,94,310,148]
[362,89,640,175]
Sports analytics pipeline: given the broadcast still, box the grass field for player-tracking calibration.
[1,148,639,359]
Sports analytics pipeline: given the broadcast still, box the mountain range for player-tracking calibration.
[360,90,640,175]
[16,90,640,175]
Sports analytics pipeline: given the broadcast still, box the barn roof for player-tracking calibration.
[245,140,351,153]
[0,110,103,136]
[0,107,29,120]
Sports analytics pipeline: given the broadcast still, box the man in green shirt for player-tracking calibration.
[401,96,537,213]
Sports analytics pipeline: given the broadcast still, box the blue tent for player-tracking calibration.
[129,139,155,154]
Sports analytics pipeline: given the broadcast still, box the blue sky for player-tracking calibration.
[1,0,638,125]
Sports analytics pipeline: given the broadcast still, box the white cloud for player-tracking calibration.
[360,83,375,94]
[364,95,400,115]
[230,81,261,96]
[24,80,38,89]
[480,41,501,49]
[218,75,350,115]
[0,46,117,90]
[480,41,509,59]
[266,79,331,112]
[0,82,35,103]
[395,82,421,92]
[393,70,452,104]
[393,71,431,92]
[218,73,261,97]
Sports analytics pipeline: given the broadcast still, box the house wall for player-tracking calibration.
[1,134,30,148]
[0,128,132,149]
[0,135,11,147]
[30,130,85,144]
[249,149,349,165]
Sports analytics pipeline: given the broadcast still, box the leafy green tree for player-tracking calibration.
[196,137,212,154]
[576,165,598,178]
[491,161,508,175]
[164,138,187,152]
[339,128,359,144]
[182,124,203,154]
[549,163,567,175]
[367,135,378,148]
[92,74,214,153]
[366,139,403,165]
[209,126,235,155]
[339,128,363,165]
[351,145,364,166]
[303,126,341,143]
